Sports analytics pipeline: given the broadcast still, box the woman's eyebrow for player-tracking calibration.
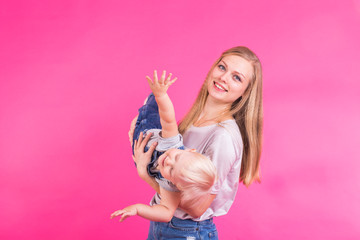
[222,60,246,80]
[220,60,227,67]
[234,70,246,80]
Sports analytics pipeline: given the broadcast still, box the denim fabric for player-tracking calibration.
[133,93,162,152]
[132,93,164,178]
[147,217,218,240]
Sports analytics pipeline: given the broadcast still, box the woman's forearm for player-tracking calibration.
[137,166,160,194]
[141,175,160,194]
[133,131,160,193]
[179,194,217,218]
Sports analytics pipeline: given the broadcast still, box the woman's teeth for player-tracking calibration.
[214,82,227,91]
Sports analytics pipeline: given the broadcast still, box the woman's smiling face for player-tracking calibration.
[207,55,253,105]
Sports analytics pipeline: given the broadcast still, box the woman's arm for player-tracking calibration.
[128,115,138,148]
[146,70,178,138]
[179,194,217,218]
[136,162,160,194]
[133,131,160,194]
[111,187,181,222]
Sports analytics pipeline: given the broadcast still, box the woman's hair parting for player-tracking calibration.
[176,152,217,209]
[178,46,263,187]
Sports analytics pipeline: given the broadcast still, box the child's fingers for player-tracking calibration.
[168,77,177,86]
[110,210,125,219]
[120,212,132,222]
[164,73,172,84]
[146,76,153,86]
[159,70,166,84]
[153,70,158,83]
[110,210,120,218]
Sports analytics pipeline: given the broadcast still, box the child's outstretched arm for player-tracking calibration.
[146,70,178,138]
[111,187,181,222]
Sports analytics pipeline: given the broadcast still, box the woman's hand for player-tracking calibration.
[133,131,157,176]
[132,131,160,193]
[128,115,138,147]
[146,70,177,98]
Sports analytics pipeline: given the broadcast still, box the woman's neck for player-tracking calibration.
[194,97,233,127]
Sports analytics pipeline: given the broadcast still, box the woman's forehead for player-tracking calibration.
[221,55,253,80]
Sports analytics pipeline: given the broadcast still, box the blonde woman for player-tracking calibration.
[131,46,263,239]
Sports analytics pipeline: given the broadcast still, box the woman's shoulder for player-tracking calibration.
[207,120,243,150]
[206,120,243,167]
[218,119,240,132]
[216,119,242,138]
[183,119,242,151]
[195,119,243,153]
[187,119,241,141]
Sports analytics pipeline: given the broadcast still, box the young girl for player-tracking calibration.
[111,70,217,223]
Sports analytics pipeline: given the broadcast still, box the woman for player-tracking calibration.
[131,46,263,239]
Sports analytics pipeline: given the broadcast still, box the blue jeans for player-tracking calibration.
[132,93,163,179]
[147,217,218,240]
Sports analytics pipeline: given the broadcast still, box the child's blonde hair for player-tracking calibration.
[175,152,217,210]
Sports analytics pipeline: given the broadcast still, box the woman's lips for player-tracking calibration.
[214,81,228,92]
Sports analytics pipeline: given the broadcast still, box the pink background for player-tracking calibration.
[1,0,359,239]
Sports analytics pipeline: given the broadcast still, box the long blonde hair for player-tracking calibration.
[178,46,263,187]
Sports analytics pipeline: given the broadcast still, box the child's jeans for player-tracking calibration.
[132,93,163,179]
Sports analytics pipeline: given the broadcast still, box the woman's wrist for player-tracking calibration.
[136,165,148,178]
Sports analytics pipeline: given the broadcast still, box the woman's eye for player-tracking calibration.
[234,75,241,82]
[218,64,225,71]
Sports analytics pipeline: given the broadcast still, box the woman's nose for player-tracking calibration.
[220,72,229,82]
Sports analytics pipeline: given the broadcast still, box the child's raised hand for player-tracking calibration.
[110,205,138,222]
[146,70,177,98]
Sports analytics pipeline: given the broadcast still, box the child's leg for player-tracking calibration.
[132,93,162,154]
[132,93,163,178]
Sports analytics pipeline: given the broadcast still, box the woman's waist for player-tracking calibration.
[171,216,213,226]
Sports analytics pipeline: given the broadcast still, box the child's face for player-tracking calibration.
[157,149,195,185]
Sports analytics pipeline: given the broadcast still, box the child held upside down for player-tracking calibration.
[111,70,217,222]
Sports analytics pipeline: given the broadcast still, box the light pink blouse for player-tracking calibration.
[150,119,243,221]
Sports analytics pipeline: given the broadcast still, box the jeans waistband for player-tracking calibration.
[171,216,213,226]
